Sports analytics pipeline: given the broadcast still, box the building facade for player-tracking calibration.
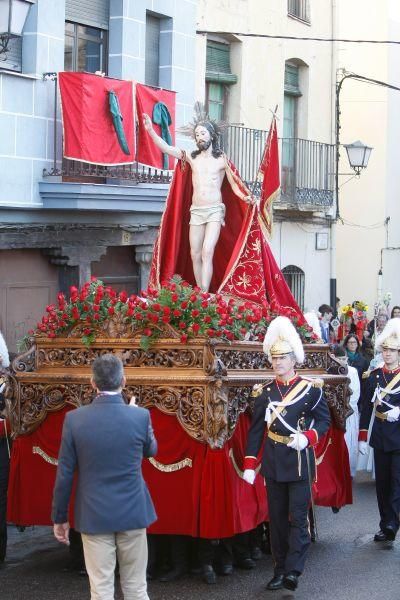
[0,0,197,352]
[196,0,337,313]
[335,0,400,312]
[3,0,396,352]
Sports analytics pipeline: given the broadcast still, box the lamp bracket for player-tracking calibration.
[43,72,57,81]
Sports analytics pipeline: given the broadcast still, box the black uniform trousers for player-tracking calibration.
[374,448,400,532]
[0,436,10,562]
[266,477,311,576]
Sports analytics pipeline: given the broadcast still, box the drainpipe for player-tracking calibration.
[329,0,338,310]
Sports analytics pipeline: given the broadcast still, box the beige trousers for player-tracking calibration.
[81,528,149,600]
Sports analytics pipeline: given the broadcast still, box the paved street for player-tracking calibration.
[1,472,399,600]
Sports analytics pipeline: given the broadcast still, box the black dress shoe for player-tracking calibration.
[283,572,299,591]
[384,526,396,541]
[374,530,388,542]
[236,557,256,570]
[266,574,284,590]
[202,564,217,584]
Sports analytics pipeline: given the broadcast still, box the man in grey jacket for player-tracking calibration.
[52,354,157,600]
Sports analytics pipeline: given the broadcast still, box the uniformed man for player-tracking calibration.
[243,316,330,592]
[359,318,400,542]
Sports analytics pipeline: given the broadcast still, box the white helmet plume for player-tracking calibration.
[304,311,322,340]
[263,316,305,364]
[375,318,400,352]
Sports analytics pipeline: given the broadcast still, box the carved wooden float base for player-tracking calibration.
[6,337,350,449]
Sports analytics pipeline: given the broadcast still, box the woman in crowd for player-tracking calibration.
[390,306,400,319]
[343,333,369,384]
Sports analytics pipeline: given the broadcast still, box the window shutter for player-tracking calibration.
[65,0,109,29]
[284,63,301,96]
[206,41,237,84]
[2,37,22,72]
[145,14,160,87]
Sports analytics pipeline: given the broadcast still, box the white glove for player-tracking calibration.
[243,469,256,485]
[358,441,368,455]
[386,407,400,422]
[287,432,308,451]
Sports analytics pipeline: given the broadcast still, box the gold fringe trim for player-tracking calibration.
[32,446,58,466]
[315,438,332,466]
[229,448,261,479]
[148,456,192,472]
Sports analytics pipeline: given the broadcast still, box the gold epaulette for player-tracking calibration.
[362,370,371,380]
[251,380,273,398]
[303,377,324,389]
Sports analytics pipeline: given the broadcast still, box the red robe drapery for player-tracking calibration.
[148,159,303,317]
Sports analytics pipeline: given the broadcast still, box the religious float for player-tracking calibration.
[4,277,352,537]
[4,106,351,535]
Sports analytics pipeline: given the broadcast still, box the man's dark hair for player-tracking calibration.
[191,122,223,159]
[319,304,333,316]
[92,354,124,391]
[391,306,400,318]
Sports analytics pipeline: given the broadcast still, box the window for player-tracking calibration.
[282,63,301,193]
[288,0,310,23]
[145,14,161,87]
[64,22,107,73]
[282,266,305,310]
[207,82,226,121]
[205,40,237,121]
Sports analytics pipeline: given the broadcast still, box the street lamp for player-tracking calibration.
[343,140,373,176]
[331,72,400,310]
[0,0,35,57]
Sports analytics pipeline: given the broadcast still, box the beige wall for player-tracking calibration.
[335,0,400,312]
[197,0,335,142]
[196,0,336,310]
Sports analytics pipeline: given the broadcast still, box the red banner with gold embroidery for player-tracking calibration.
[257,116,280,238]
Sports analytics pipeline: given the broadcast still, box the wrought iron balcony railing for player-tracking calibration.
[43,125,335,210]
[44,159,172,185]
[222,125,335,210]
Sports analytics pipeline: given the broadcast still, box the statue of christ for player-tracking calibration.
[143,111,254,292]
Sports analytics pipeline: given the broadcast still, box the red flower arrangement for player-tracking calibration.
[27,276,317,350]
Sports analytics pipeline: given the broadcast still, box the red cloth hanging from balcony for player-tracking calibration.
[135,83,176,170]
[59,72,135,165]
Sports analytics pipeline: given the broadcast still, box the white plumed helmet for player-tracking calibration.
[375,318,400,352]
[263,316,305,364]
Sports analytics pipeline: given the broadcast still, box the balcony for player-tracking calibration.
[222,125,335,212]
[40,158,172,213]
[41,125,334,214]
